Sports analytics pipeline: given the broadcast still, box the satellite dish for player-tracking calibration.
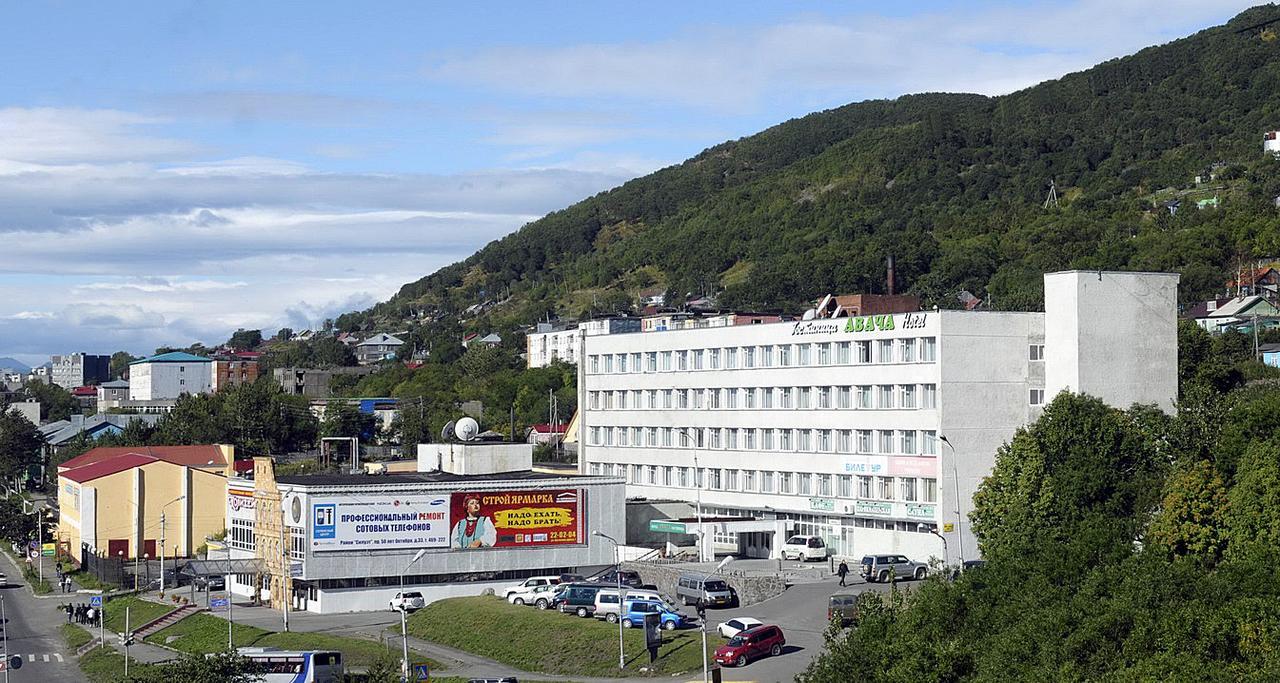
[454,417,480,442]
[802,309,817,320]
[441,420,457,443]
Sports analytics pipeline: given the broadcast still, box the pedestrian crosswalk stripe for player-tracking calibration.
[20,654,64,663]
[26,654,33,662]
[55,653,64,662]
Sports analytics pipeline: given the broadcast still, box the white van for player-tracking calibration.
[593,588,665,623]
[780,535,830,561]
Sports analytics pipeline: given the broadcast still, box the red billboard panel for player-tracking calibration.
[448,489,584,550]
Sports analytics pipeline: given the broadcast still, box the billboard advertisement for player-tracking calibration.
[310,494,451,552]
[448,489,584,550]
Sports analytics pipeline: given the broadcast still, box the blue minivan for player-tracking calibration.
[620,599,692,630]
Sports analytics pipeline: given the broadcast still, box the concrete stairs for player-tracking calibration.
[134,603,203,639]
[74,637,102,657]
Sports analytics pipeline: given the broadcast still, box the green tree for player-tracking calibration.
[131,650,261,683]
[21,380,78,421]
[109,351,138,379]
[226,328,263,350]
[1225,436,1280,558]
[321,403,377,441]
[0,409,43,479]
[1147,459,1229,566]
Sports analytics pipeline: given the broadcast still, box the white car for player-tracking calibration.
[718,617,764,638]
[509,583,558,608]
[502,575,560,600]
[780,535,830,562]
[389,591,425,612]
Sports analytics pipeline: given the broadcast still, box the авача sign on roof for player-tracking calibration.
[791,312,926,336]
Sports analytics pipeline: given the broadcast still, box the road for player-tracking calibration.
[0,553,80,683]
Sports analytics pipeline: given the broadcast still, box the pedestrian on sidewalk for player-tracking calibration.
[86,606,96,627]
[837,560,850,587]
[64,603,72,624]
[695,597,707,623]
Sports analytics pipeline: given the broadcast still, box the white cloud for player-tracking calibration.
[0,108,198,163]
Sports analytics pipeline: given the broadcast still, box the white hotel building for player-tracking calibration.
[580,270,1179,563]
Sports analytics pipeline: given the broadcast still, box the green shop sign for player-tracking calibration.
[648,520,687,534]
[808,498,835,512]
[843,315,895,333]
[906,504,936,518]
[855,501,893,516]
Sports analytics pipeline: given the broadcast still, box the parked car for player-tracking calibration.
[714,624,786,667]
[717,617,763,639]
[390,591,426,612]
[509,583,559,608]
[557,573,585,584]
[827,590,861,626]
[591,569,642,587]
[620,599,691,630]
[780,535,830,562]
[594,589,667,623]
[195,575,225,591]
[467,678,518,683]
[675,573,734,607]
[859,554,928,583]
[553,583,605,617]
[503,575,561,600]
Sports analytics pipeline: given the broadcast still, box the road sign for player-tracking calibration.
[41,542,55,556]
[289,561,304,578]
[942,523,955,533]
[413,663,430,680]
[89,595,103,607]
[27,540,37,551]
[210,597,229,612]
[648,519,686,534]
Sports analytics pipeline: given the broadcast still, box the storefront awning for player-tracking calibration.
[182,558,265,576]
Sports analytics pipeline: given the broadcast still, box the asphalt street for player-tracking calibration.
[0,553,81,683]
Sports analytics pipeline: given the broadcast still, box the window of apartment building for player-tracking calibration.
[647,390,658,409]
[762,388,774,409]
[878,476,894,500]
[818,386,831,409]
[878,430,895,454]
[618,428,629,446]
[1029,344,1045,361]
[603,392,613,409]
[798,387,811,409]
[818,343,832,365]
[921,384,937,409]
[229,518,255,551]
[745,428,757,449]
[901,338,917,363]
[818,429,832,452]
[797,473,812,496]
[921,337,937,362]
[647,427,658,446]
[589,355,599,373]
[901,477,918,502]
[779,472,794,494]
[878,385,895,409]
[646,352,658,372]
[603,355,614,373]
[856,340,872,364]
[744,346,755,368]
[798,344,812,366]
[663,466,674,486]
[630,353,642,371]
[661,351,672,371]
[678,467,690,487]
[631,427,642,445]
[677,389,689,409]
[817,474,832,497]
[838,475,853,498]
[762,428,775,450]
[900,430,917,455]
[662,428,674,447]
[857,429,873,453]
[743,469,755,491]
[631,389,643,407]
[678,428,692,448]
[798,429,813,451]
[725,469,738,491]
[589,391,600,410]
[616,391,627,409]
[744,388,756,409]
[920,430,936,455]
[856,385,873,409]
[603,428,614,446]
[759,345,773,367]
[726,428,738,449]
[760,471,774,493]
[645,465,656,484]
[695,468,705,488]
[725,388,737,409]
[589,462,602,475]
[618,354,628,373]
[708,348,720,369]
[709,428,722,449]
[589,427,600,445]
[726,347,738,369]
[836,341,851,364]
[780,387,793,409]
[838,429,852,453]
[858,476,872,499]
[696,389,708,409]
[838,386,852,409]
[900,384,917,409]
[923,478,938,502]
[709,468,722,490]
[877,339,895,363]
[628,464,639,482]
[676,350,688,371]
[1030,388,1045,406]
[708,389,721,409]
[778,344,792,366]
[780,429,794,451]
[662,389,674,409]
[693,350,704,370]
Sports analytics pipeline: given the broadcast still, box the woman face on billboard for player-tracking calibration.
[465,496,482,518]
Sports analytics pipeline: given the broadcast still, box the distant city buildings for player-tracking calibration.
[128,352,213,400]
[50,353,110,390]
[355,333,405,365]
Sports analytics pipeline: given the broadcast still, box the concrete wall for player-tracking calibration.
[129,361,212,400]
[625,563,787,608]
[625,499,696,546]
[417,442,534,475]
[6,402,39,424]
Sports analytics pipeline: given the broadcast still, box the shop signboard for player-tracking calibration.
[809,498,835,512]
[905,504,936,519]
[854,501,893,516]
[648,520,686,534]
[310,494,451,552]
[448,489,584,550]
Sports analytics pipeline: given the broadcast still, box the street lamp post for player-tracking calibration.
[701,556,734,683]
[593,531,625,671]
[399,549,427,683]
[159,496,186,593]
[920,524,947,560]
[938,435,966,565]
[674,427,706,562]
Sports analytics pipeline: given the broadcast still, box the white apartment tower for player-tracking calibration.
[580,270,1178,563]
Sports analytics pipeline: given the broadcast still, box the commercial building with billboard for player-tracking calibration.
[225,452,624,614]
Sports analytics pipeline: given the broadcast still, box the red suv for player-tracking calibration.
[714,624,786,667]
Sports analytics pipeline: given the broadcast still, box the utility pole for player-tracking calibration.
[124,605,131,679]
[2,595,9,683]
[280,500,289,632]
[159,510,166,592]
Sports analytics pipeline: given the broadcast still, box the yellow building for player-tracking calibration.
[57,445,238,562]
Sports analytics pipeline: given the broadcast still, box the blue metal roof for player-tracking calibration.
[130,351,212,364]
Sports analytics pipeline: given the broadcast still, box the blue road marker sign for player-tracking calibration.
[413,663,430,680]
[89,595,103,607]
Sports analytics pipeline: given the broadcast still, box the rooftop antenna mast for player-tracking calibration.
[1043,180,1059,209]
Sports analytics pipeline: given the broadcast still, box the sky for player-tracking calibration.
[0,0,1257,366]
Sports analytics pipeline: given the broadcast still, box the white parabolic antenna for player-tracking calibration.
[454,417,480,441]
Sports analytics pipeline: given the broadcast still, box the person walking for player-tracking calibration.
[86,606,95,628]
[64,603,72,624]
[837,560,850,587]
[695,596,707,623]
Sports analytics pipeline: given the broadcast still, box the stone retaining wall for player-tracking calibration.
[624,562,787,607]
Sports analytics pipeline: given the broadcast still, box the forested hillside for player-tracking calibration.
[335,5,1280,336]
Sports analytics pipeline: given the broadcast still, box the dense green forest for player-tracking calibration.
[330,5,1280,341]
[798,322,1280,681]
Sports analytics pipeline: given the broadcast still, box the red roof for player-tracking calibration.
[71,386,97,396]
[233,459,254,473]
[61,453,158,483]
[530,423,567,434]
[59,445,229,472]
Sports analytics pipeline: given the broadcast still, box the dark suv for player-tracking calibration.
[592,569,642,587]
[714,624,786,667]
[859,554,928,583]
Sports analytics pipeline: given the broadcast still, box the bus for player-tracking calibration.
[236,648,344,683]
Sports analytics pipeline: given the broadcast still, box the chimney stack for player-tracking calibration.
[886,254,896,296]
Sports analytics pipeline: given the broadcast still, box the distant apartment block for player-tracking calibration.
[526,323,582,368]
[355,333,405,365]
[211,359,260,392]
[50,353,110,390]
[128,352,213,400]
[272,366,376,398]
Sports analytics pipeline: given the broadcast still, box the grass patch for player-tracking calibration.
[61,623,92,649]
[78,647,158,683]
[68,569,117,593]
[21,562,52,594]
[148,612,441,671]
[103,596,175,634]
[406,596,713,678]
